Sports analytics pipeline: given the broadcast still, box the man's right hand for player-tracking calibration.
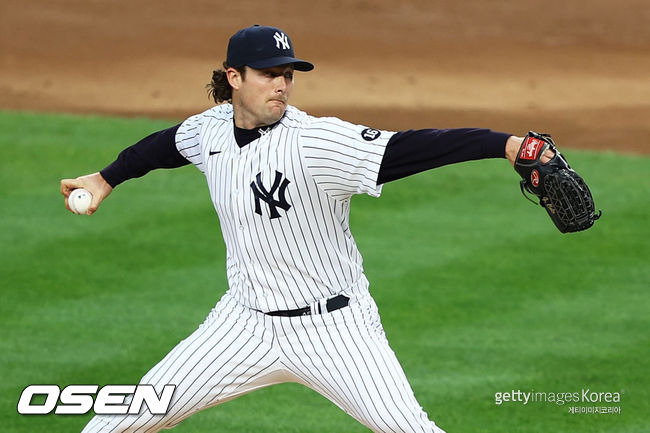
[60,172,113,215]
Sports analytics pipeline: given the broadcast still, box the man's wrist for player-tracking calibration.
[505,135,523,166]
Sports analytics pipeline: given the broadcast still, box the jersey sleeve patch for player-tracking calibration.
[360,128,381,141]
[301,117,395,199]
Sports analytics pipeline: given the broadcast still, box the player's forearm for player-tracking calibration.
[376,128,510,184]
[100,123,189,187]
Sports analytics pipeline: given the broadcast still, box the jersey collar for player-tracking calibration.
[233,119,282,148]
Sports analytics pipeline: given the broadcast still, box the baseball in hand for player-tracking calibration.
[69,188,92,214]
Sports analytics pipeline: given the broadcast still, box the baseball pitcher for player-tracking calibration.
[61,25,599,433]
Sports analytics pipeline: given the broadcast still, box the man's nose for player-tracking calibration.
[274,76,287,93]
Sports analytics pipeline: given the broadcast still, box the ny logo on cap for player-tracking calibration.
[250,171,292,219]
[273,31,290,50]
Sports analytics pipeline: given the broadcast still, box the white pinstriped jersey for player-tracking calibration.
[175,104,395,312]
[84,103,448,433]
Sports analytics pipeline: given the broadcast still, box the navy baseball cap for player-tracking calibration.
[227,25,314,72]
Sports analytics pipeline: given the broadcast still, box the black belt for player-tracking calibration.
[264,294,350,317]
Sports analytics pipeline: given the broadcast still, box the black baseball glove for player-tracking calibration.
[514,131,601,233]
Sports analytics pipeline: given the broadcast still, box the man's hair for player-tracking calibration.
[206,62,246,103]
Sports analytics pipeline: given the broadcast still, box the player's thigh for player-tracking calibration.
[82,295,279,432]
[277,296,445,433]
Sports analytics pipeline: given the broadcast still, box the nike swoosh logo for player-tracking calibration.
[209,150,222,156]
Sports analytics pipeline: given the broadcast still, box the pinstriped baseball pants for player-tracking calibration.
[82,292,446,433]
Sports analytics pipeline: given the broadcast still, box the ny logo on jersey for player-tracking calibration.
[273,31,290,50]
[250,171,292,219]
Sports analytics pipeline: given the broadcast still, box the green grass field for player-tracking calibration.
[1,110,648,433]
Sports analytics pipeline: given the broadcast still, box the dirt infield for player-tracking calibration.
[1,0,648,153]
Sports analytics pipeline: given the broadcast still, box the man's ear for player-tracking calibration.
[226,67,243,90]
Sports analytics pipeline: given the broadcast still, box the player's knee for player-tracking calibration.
[365,413,442,433]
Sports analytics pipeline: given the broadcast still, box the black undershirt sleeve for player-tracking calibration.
[99,124,509,188]
[100,123,189,188]
[376,128,510,185]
